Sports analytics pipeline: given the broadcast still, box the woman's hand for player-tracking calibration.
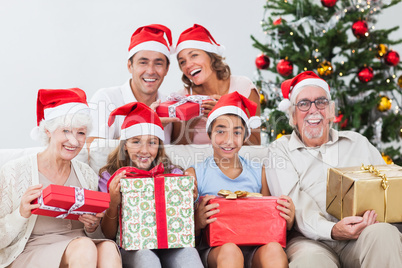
[109,170,125,208]
[276,195,295,230]
[79,212,104,233]
[194,194,219,234]
[201,94,221,116]
[19,184,43,218]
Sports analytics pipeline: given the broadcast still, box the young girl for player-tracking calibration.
[186,92,295,268]
[99,102,203,268]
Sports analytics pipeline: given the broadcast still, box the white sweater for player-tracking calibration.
[0,154,99,268]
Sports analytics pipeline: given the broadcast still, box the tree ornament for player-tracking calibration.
[352,20,368,39]
[400,127,402,138]
[276,59,293,77]
[376,44,388,58]
[273,18,284,25]
[255,54,270,70]
[357,66,374,83]
[321,0,337,8]
[377,96,392,112]
[317,60,333,77]
[276,130,286,140]
[382,153,394,165]
[333,113,348,128]
[259,91,267,105]
[384,50,400,66]
[398,75,402,88]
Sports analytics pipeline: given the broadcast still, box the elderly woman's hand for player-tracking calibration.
[79,212,105,233]
[20,184,43,218]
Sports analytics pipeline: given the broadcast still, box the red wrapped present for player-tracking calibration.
[205,196,286,247]
[31,184,110,220]
[156,94,212,121]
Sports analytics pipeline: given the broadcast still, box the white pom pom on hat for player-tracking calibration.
[30,126,40,141]
[175,24,225,56]
[279,71,330,112]
[206,91,260,138]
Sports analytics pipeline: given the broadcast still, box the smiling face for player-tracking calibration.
[47,126,87,161]
[124,135,160,170]
[293,86,334,147]
[128,50,169,99]
[177,48,215,86]
[210,114,246,160]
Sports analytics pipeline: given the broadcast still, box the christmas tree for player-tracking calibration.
[252,0,402,164]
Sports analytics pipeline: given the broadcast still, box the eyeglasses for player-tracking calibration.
[294,98,329,111]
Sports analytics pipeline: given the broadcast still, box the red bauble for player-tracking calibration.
[255,54,270,70]
[276,59,293,77]
[334,114,348,128]
[321,0,337,8]
[273,18,284,25]
[384,51,400,66]
[352,20,368,39]
[357,66,374,83]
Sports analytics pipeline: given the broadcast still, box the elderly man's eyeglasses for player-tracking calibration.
[295,98,329,111]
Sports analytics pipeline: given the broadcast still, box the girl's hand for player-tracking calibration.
[109,170,125,208]
[20,184,43,218]
[79,212,104,233]
[194,194,219,232]
[201,94,221,116]
[276,195,295,230]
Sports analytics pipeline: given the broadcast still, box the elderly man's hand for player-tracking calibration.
[331,210,378,240]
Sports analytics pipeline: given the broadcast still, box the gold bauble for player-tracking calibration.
[259,92,266,105]
[400,127,402,138]
[398,75,402,88]
[377,96,392,112]
[376,44,388,58]
[382,153,394,165]
[276,130,286,140]
[317,60,334,77]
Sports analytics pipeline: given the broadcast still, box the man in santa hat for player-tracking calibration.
[88,24,179,145]
[266,71,402,267]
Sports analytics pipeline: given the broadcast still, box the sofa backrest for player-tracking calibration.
[89,139,270,175]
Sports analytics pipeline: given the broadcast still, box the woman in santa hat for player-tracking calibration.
[0,88,121,267]
[99,102,203,268]
[171,24,261,146]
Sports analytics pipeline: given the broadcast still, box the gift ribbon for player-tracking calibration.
[360,164,390,222]
[37,187,95,218]
[166,94,212,118]
[116,163,172,248]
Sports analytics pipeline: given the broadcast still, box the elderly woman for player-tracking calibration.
[0,88,121,267]
[171,24,261,145]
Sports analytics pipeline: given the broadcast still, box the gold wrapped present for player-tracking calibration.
[326,164,402,223]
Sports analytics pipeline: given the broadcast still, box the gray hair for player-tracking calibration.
[288,85,333,128]
[38,113,92,145]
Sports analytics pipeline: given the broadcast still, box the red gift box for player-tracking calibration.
[156,95,212,121]
[205,197,286,247]
[32,184,110,220]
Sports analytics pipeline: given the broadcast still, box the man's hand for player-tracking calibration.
[150,99,180,127]
[331,210,378,240]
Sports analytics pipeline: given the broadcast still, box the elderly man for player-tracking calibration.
[88,24,179,145]
[266,71,402,267]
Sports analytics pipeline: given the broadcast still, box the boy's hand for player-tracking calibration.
[276,195,295,230]
[194,194,219,232]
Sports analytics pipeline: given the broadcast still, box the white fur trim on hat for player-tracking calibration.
[44,102,90,122]
[206,105,256,138]
[175,40,224,56]
[128,41,171,60]
[291,78,330,99]
[120,123,165,141]
[278,99,292,112]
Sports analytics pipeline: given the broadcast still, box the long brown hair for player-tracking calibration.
[181,52,231,89]
[99,139,183,176]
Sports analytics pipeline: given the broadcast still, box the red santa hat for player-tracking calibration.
[175,24,225,56]
[108,102,164,141]
[206,91,261,138]
[128,24,173,60]
[31,88,90,140]
[278,71,330,112]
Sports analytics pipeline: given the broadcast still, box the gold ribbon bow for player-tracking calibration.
[361,164,389,222]
[217,190,263,199]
